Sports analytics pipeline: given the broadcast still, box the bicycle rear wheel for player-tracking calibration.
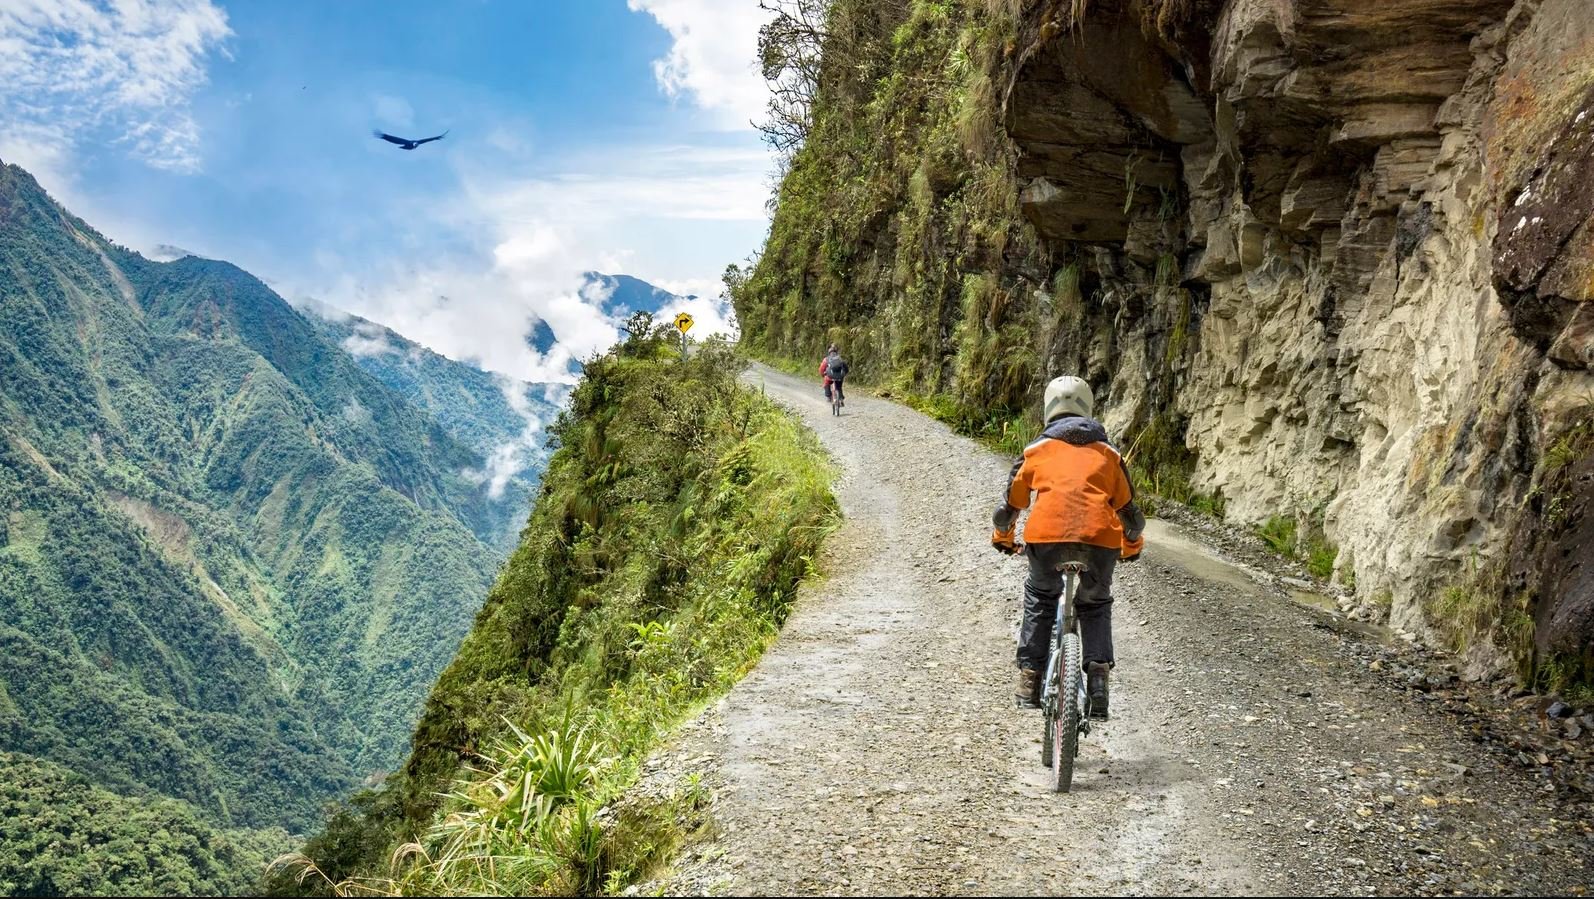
[1051,633,1082,793]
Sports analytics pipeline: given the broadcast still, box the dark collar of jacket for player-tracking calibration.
[1040,414,1112,447]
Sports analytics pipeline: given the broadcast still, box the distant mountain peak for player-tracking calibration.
[581,271,685,318]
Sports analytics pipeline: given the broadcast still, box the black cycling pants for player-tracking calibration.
[1017,542,1118,670]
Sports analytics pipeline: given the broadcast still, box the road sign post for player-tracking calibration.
[674,312,694,359]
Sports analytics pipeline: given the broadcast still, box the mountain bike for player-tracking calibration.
[831,379,845,416]
[1039,559,1091,792]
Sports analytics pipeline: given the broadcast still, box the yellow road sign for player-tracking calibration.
[674,312,694,334]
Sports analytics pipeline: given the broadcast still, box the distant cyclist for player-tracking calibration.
[821,345,849,407]
[991,375,1144,718]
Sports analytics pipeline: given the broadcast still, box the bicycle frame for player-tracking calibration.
[1041,562,1087,711]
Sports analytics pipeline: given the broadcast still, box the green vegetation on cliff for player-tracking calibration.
[732,1,1197,476]
[0,160,508,889]
[734,1,1036,423]
[0,752,289,897]
[286,320,838,895]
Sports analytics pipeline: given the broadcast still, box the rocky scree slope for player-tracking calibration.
[732,0,1593,692]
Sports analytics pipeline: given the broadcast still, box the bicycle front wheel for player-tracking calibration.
[1051,632,1082,793]
[1041,700,1055,769]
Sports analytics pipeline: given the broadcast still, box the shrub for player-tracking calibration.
[1256,515,1297,556]
[286,335,839,896]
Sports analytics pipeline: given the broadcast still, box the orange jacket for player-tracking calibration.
[999,416,1143,552]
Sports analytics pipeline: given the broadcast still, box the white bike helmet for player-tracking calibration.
[1043,375,1093,422]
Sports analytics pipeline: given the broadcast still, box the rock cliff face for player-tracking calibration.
[735,0,1591,685]
[999,0,1592,675]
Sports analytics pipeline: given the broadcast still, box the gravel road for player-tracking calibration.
[633,364,1593,897]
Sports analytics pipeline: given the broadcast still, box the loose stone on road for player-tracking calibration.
[638,364,1593,897]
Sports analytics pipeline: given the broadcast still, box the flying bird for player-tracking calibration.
[373,129,448,150]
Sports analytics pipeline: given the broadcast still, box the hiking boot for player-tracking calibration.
[1015,668,1040,709]
[1086,662,1111,720]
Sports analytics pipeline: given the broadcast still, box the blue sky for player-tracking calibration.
[0,0,774,381]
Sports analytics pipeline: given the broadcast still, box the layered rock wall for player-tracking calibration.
[735,0,1590,681]
[1003,0,1591,671]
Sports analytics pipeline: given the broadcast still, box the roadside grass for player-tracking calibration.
[282,326,839,897]
[1254,511,1340,581]
[1257,516,1297,555]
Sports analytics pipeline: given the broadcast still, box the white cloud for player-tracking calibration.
[341,322,397,359]
[148,243,196,261]
[0,124,76,193]
[661,292,739,340]
[341,397,372,426]
[290,293,351,322]
[461,375,546,500]
[461,442,524,500]
[627,0,772,128]
[320,141,769,386]
[645,276,738,338]
[474,145,772,223]
[496,373,541,424]
[373,94,415,130]
[0,0,230,176]
[651,276,721,300]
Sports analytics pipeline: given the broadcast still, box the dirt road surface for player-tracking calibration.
[636,364,1593,897]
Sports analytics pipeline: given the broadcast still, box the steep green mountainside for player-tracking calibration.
[0,160,507,882]
[734,0,1594,693]
[304,275,691,546]
[306,307,565,551]
[285,326,838,895]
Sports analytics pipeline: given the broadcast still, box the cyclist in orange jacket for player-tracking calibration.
[991,375,1144,718]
